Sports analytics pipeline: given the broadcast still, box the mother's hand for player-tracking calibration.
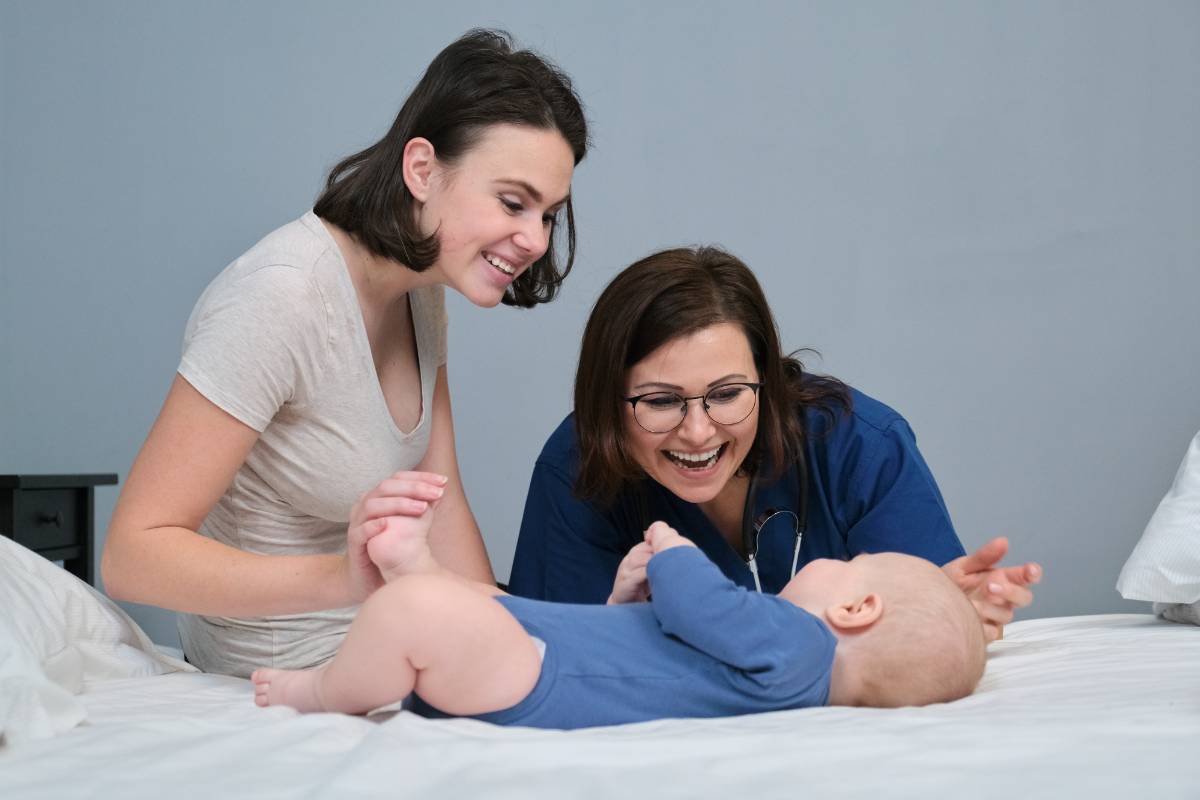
[343,471,447,603]
[941,537,1042,642]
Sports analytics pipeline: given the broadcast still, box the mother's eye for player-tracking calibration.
[499,197,523,213]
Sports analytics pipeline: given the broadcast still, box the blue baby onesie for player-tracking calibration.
[413,547,836,729]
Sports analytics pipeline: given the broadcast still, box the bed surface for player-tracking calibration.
[2,613,1197,799]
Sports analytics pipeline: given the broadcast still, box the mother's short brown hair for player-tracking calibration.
[573,246,851,505]
[314,29,588,308]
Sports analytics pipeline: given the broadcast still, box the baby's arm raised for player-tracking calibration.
[645,524,806,673]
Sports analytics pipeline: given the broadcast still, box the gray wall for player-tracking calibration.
[3,1,1197,646]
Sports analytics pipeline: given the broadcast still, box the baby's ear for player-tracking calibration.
[824,593,884,631]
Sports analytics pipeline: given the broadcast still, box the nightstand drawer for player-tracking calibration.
[1,473,117,587]
[11,488,81,550]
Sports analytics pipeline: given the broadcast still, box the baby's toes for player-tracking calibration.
[251,669,276,706]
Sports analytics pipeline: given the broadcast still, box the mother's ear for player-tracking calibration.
[402,137,437,202]
[824,593,884,631]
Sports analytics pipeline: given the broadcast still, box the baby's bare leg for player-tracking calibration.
[255,573,540,715]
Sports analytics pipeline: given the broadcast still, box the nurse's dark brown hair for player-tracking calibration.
[574,246,851,505]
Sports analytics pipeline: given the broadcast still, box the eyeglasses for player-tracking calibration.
[624,382,763,434]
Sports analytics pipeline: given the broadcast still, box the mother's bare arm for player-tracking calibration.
[415,366,496,586]
[102,375,356,616]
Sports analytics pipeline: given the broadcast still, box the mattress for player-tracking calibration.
[2,613,1197,799]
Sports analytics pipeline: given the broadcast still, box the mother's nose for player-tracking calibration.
[512,218,549,259]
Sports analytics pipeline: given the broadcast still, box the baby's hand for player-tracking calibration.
[644,521,697,554]
[608,541,653,604]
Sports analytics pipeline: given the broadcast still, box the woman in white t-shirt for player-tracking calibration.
[101,30,589,676]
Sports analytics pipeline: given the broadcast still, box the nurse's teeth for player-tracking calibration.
[668,446,721,462]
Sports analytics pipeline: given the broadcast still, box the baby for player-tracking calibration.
[253,487,987,727]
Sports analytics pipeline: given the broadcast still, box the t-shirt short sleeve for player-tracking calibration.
[179,264,328,432]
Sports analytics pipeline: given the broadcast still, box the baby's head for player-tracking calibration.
[781,553,986,708]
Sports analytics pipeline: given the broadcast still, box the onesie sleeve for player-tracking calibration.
[840,418,965,566]
[647,548,833,684]
[179,265,328,432]
[507,455,631,603]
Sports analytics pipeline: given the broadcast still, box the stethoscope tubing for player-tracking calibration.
[742,453,809,593]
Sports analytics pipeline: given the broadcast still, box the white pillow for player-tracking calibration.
[1117,430,1200,622]
[0,536,195,743]
[0,615,86,745]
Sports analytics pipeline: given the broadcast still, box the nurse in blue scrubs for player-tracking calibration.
[508,246,1039,640]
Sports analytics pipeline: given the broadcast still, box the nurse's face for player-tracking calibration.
[622,323,760,505]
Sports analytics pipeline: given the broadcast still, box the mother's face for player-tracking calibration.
[622,322,760,505]
[412,123,575,308]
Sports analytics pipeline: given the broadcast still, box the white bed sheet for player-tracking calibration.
[2,614,1197,799]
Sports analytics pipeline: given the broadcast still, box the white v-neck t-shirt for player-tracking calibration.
[176,211,447,676]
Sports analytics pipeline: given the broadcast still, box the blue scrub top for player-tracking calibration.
[508,386,965,603]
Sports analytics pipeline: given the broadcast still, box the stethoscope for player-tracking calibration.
[740,451,809,593]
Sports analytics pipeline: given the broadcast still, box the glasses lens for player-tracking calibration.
[704,384,758,425]
[633,393,685,433]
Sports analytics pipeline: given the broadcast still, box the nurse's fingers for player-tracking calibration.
[997,561,1042,586]
[955,537,1010,575]
[987,579,1035,609]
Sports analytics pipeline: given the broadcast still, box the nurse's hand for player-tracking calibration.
[344,471,448,603]
[608,541,653,604]
[941,537,1042,642]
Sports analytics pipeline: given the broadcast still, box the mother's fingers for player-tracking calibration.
[351,480,443,524]
[389,470,448,485]
[372,478,446,501]
[359,496,431,522]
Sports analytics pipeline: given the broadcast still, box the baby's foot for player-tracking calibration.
[367,512,439,581]
[251,667,326,712]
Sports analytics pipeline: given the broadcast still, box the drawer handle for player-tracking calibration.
[38,511,64,527]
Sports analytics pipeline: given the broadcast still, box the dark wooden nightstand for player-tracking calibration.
[0,474,118,586]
